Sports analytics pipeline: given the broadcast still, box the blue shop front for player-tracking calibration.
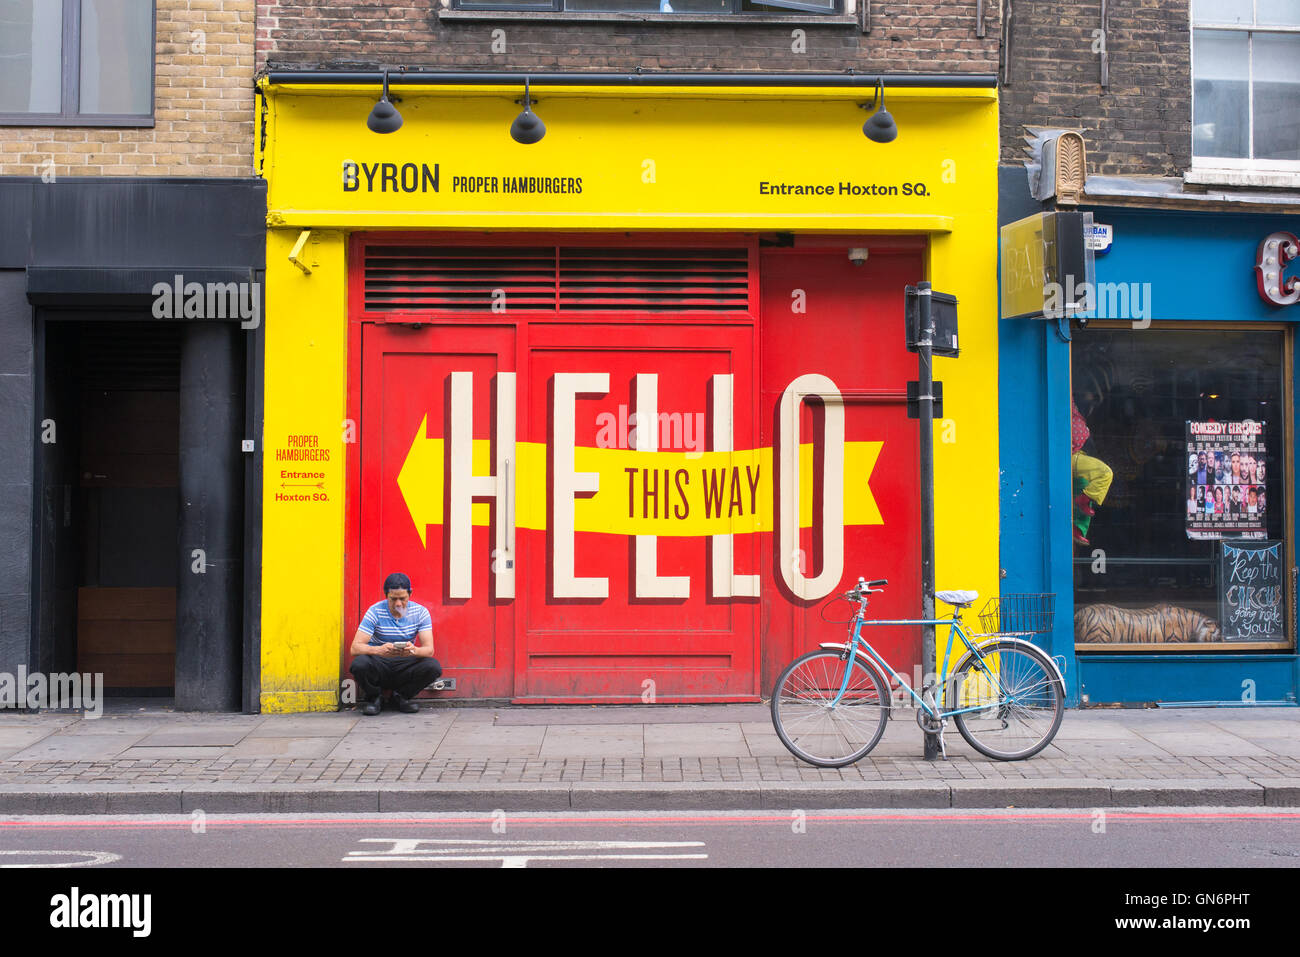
[999,202,1300,706]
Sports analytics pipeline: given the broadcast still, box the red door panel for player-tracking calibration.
[759,249,923,691]
[356,323,516,698]
[519,322,759,701]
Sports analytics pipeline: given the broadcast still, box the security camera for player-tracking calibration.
[848,247,869,266]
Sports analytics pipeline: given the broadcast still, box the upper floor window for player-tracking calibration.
[454,0,838,14]
[0,0,155,126]
[1192,0,1300,169]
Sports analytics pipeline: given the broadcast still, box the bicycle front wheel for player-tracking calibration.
[771,650,889,768]
[951,640,1064,760]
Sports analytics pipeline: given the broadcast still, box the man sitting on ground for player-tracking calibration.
[349,573,442,715]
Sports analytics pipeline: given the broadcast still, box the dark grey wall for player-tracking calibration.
[998,165,1047,228]
[0,179,267,271]
[0,177,266,684]
[0,271,33,675]
[34,321,80,676]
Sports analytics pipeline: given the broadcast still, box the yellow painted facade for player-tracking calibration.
[257,79,1001,712]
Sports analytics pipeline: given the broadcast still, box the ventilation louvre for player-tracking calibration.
[364,245,751,314]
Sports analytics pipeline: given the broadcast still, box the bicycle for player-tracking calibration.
[770,577,1066,767]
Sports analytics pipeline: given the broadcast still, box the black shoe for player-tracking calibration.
[392,693,420,714]
[360,696,381,716]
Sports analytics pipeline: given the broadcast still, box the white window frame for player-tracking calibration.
[1189,2,1300,185]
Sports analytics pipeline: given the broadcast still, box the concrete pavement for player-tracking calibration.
[1,701,1299,812]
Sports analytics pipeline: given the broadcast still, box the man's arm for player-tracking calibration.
[412,627,435,657]
[351,627,394,657]
[411,607,435,657]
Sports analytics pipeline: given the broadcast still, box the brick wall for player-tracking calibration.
[1000,0,1192,177]
[0,0,255,178]
[255,1,998,75]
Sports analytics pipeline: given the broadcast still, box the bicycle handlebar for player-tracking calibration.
[844,577,888,601]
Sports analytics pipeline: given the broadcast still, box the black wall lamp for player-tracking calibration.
[510,77,546,144]
[367,70,403,134]
[861,78,898,143]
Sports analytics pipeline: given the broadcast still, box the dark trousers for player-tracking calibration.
[350,655,443,700]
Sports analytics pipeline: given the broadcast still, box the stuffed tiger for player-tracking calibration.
[1074,603,1222,644]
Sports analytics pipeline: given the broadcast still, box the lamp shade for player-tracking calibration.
[367,97,403,134]
[863,108,897,143]
[510,107,545,144]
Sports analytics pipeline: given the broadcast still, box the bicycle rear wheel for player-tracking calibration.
[951,640,1064,760]
[770,650,889,768]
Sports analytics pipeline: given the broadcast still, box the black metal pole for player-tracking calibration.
[917,282,940,760]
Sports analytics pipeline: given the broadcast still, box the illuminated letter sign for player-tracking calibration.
[1257,232,1300,307]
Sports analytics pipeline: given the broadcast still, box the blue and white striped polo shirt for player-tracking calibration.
[360,600,433,647]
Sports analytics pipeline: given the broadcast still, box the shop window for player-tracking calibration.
[453,0,838,14]
[0,0,155,126]
[1191,0,1300,172]
[1071,325,1290,651]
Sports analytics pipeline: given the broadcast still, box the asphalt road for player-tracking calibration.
[1,808,1298,868]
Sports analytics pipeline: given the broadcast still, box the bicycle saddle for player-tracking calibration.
[936,589,979,608]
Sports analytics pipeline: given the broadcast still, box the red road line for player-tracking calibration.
[1,810,1299,830]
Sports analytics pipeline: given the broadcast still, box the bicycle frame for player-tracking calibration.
[828,597,1017,720]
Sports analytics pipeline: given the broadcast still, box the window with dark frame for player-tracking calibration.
[1071,325,1290,650]
[0,0,155,126]
[454,0,839,14]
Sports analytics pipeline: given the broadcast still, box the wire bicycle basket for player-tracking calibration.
[978,593,1056,636]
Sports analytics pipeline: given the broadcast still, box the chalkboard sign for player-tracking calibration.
[1219,540,1285,641]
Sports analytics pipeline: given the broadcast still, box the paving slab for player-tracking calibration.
[1052,721,1148,741]
[1248,738,1300,758]
[431,725,547,760]
[1119,719,1228,734]
[1131,731,1270,757]
[136,728,252,747]
[539,725,644,759]
[327,733,447,761]
[1041,739,1174,759]
[246,714,361,737]
[0,727,60,749]
[1206,719,1300,736]
[0,714,79,729]
[351,713,457,733]
[117,746,235,759]
[644,723,751,758]
[8,734,145,761]
[740,723,794,758]
[225,737,342,759]
[51,718,174,736]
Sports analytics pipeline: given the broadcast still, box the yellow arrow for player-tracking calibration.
[397,417,882,546]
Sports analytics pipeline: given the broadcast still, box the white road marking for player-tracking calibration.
[0,849,121,867]
[343,837,707,867]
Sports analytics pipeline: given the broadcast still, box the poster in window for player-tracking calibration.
[1219,539,1284,641]
[1186,420,1266,540]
